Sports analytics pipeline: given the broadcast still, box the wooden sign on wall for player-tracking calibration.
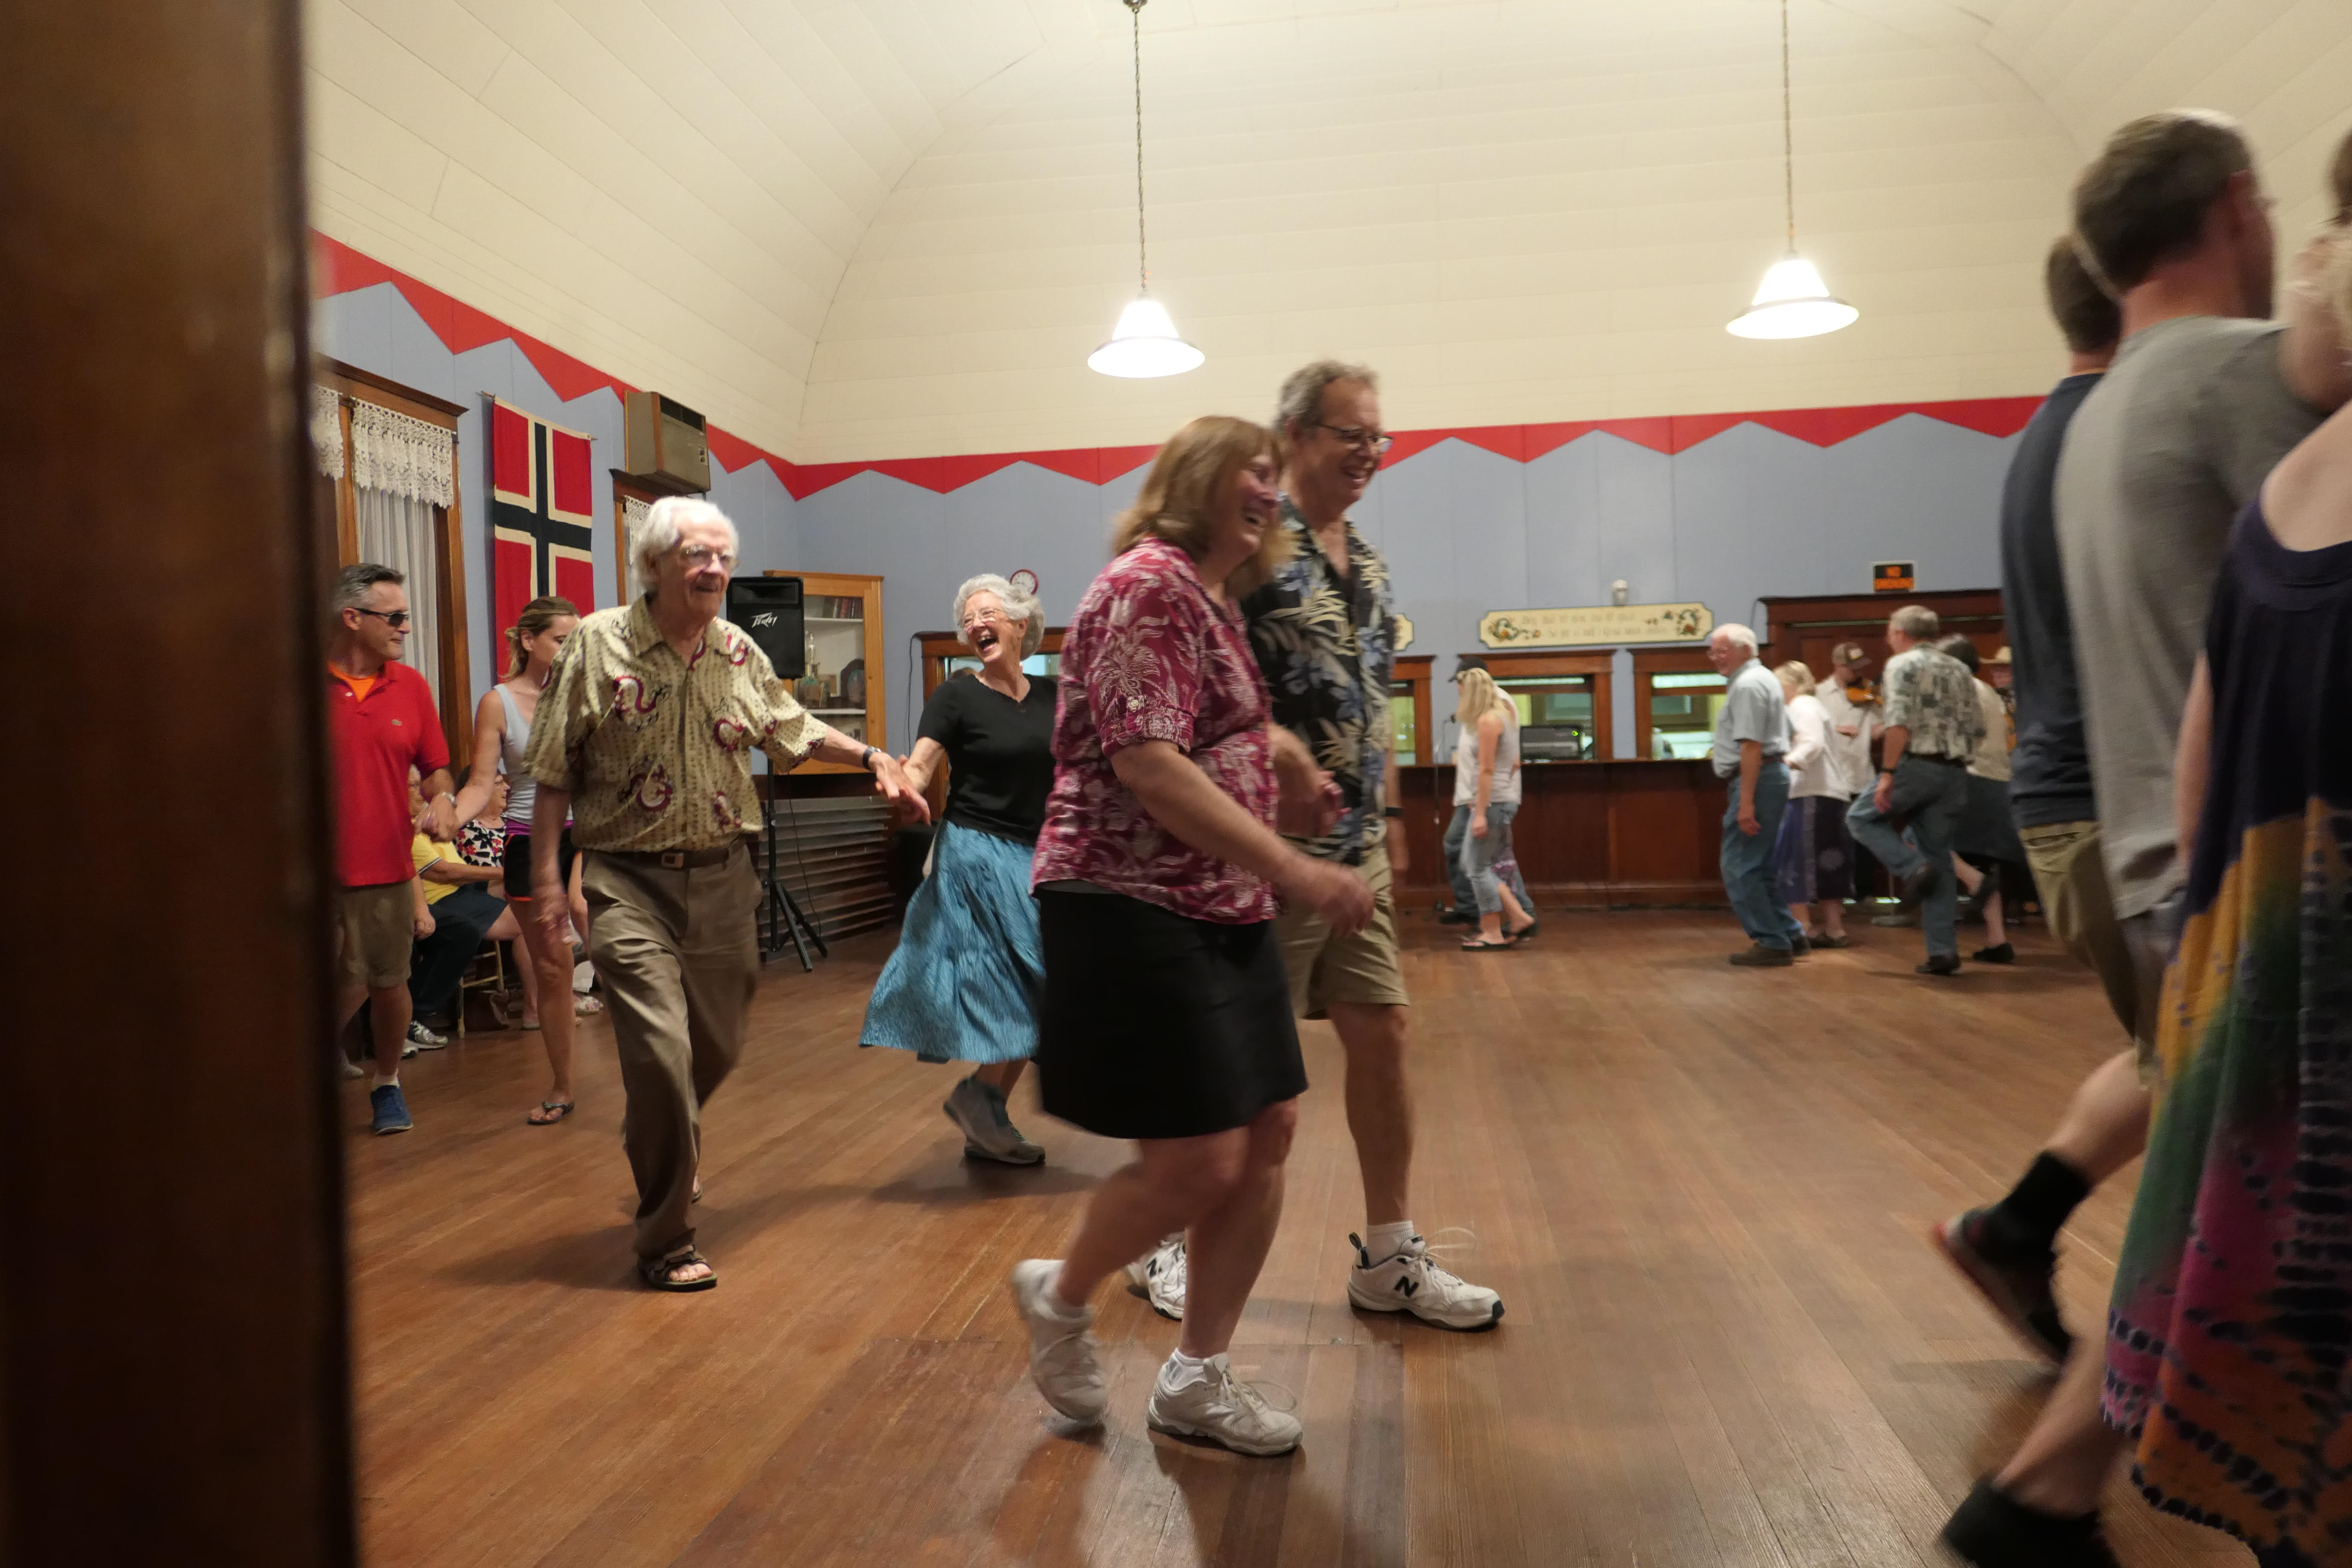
[1479,602,1712,649]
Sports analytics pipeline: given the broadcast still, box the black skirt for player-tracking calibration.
[1035,888,1306,1140]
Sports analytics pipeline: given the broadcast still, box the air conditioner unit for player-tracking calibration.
[623,391,710,492]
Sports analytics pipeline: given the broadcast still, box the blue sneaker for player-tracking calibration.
[369,1083,413,1136]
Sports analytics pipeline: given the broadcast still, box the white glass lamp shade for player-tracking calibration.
[1087,296,1205,377]
[1727,254,1859,339]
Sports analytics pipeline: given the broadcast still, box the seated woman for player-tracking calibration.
[406,821,520,1043]
[1010,414,1371,1457]
[862,572,1057,1164]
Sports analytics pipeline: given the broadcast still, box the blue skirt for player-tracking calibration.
[861,821,1042,1064]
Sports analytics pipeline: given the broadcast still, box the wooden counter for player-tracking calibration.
[1395,760,1728,909]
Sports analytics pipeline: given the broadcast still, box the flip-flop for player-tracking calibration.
[639,1248,717,1293]
[1459,936,1516,951]
[526,1099,574,1125]
[1507,922,1539,943]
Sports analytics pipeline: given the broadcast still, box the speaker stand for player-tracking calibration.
[760,791,829,972]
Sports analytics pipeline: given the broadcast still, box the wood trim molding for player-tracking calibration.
[315,356,466,425]
[1460,648,1614,762]
[1630,646,1722,761]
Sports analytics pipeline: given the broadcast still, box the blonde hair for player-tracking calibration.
[1774,660,1817,696]
[1110,416,1294,598]
[1454,666,1517,728]
[505,595,579,679]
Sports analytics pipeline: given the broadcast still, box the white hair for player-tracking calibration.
[631,495,738,587]
[952,573,1044,658]
[1712,622,1759,656]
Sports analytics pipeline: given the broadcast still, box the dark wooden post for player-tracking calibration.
[0,3,356,1563]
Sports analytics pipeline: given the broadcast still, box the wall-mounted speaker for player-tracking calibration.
[727,576,805,678]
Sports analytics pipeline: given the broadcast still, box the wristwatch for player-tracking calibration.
[859,745,878,772]
[1382,805,1403,819]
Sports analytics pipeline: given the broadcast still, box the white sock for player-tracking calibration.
[1364,1220,1416,1262]
[371,1072,400,1090]
[1161,1348,1216,1390]
[1043,1270,1089,1320]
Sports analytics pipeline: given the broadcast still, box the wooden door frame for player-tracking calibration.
[1457,649,1614,762]
[916,626,1069,821]
[766,571,886,775]
[1629,646,1724,760]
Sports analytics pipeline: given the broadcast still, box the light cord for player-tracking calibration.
[1129,0,1149,295]
[1779,0,1795,248]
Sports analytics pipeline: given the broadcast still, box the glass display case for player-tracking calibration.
[1455,652,1612,763]
[1390,655,1433,766]
[1632,649,1726,760]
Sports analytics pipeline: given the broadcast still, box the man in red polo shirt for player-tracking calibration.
[328,563,458,1135]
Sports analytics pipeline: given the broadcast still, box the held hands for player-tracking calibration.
[420,793,459,842]
[1274,761,1344,839]
[1280,853,1375,936]
[870,752,933,822]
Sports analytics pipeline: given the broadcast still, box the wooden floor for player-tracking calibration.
[348,910,2249,1568]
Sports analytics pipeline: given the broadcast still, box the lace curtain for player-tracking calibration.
[355,486,440,709]
[349,401,455,507]
[310,385,345,480]
[621,495,650,593]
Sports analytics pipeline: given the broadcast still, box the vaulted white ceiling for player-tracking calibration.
[306,0,2352,462]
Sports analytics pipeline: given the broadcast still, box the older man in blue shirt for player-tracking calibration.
[1708,623,1807,966]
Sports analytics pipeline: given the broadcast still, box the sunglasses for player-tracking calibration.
[354,608,411,629]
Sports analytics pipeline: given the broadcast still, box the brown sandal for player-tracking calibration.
[640,1248,717,1292]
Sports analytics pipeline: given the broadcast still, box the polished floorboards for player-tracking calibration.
[347,910,2248,1567]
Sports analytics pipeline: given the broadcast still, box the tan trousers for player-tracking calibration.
[581,842,760,1261]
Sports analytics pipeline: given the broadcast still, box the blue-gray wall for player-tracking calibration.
[317,281,2023,761]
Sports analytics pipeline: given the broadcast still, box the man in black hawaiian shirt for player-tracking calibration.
[1253,361,1504,1328]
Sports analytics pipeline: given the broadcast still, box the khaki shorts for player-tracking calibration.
[2018,820,2160,1060]
[1274,845,1409,1020]
[335,880,415,992]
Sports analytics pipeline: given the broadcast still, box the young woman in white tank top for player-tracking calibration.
[1452,667,1536,949]
[450,596,591,1126]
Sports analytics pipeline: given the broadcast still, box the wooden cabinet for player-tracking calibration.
[766,570,886,775]
[1759,590,2006,681]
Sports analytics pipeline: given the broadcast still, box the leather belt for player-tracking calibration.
[602,844,739,870]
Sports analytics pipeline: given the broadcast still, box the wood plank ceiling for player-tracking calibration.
[306,0,2352,462]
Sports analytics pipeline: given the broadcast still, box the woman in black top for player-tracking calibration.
[861,574,1058,1163]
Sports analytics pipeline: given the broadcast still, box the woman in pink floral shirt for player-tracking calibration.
[1011,416,1372,1458]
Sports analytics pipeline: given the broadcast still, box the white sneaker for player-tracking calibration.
[1346,1231,1504,1330]
[1009,1260,1107,1423]
[1122,1235,1185,1320]
[339,1057,365,1080]
[944,1076,1044,1165]
[406,1020,450,1051]
[1146,1354,1302,1456]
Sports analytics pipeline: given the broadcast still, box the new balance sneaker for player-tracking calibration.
[405,1020,450,1051]
[944,1075,1044,1165]
[1941,1478,2120,1568]
[1931,1209,2072,1364]
[1008,1260,1107,1424]
[1123,1235,1185,1321]
[369,1083,413,1136]
[1346,1232,1504,1330]
[1145,1353,1301,1456]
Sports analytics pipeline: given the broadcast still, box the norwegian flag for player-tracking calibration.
[489,398,597,637]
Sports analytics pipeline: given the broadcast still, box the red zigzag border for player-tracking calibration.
[313,233,2043,502]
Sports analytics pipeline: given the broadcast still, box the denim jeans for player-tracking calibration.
[1845,756,1970,959]
[1457,802,1522,914]
[1720,762,1804,950]
[1444,804,1531,914]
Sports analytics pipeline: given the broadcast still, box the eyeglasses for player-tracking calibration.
[354,608,411,629]
[677,545,737,570]
[1313,423,1393,456]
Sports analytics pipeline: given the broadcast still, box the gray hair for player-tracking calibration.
[1891,604,1941,639]
[1274,359,1379,442]
[952,573,1044,658]
[333,562,402,615]
[631,495,739,586]
[1712,622,1759,656]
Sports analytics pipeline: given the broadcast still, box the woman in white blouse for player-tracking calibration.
[1771,662,1856,946]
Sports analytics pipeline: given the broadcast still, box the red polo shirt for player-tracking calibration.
[328,661,449,887]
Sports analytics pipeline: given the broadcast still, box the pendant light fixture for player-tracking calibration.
[1727,0,1858,340]
[1088,0,1203,378]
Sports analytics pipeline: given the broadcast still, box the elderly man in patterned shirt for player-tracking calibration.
[1121,360,1505,1331]
[1844,604,1985,976]
[524,496,928,1292]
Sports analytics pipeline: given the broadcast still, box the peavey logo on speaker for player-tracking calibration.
[750,611,779,629]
